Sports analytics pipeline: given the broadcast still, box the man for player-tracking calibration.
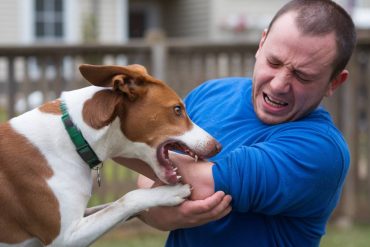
[121,0,356,246]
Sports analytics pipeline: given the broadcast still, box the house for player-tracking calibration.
[0,0,128,44]
[0,0,367,45]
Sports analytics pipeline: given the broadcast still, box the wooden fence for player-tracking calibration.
[0,38,369,225]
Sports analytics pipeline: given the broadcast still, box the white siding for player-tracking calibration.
[210,0,288,40]
[65,0,81,43]
[99,0,127,43]
[209,0,355,40]
[0,0,19,44]
[164,0,210,38]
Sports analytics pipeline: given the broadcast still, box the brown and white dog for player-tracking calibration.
[0,64,221,246]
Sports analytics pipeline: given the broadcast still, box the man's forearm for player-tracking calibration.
[170,153,215,200]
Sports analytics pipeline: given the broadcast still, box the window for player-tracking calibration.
[34,0,64,41]
[129,10,147,38]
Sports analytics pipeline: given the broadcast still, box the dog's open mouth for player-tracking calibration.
[156,139,200,184]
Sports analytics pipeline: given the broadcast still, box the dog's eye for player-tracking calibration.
[173,105,182,116]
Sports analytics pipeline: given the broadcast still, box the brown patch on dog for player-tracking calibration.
[39,99,62,115]
[0,123,60,244]
[119,82,192,147]
[83,89,124,129]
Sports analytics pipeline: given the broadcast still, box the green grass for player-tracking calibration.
[91,220,167,247]
[92,231,167,247]
[321,223,370,247]
[0,107,7,123]
[92,223,370,247]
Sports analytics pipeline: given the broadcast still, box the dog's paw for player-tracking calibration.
[155,183,191,206]
[122,184,191,210]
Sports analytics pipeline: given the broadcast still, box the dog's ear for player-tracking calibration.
[113,74,148,101]
[79,64,149,87]
[83,90,122,129]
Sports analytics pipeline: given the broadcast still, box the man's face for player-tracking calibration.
[252,12,347,124]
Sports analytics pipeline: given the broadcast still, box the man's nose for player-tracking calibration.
[270,69,291,93]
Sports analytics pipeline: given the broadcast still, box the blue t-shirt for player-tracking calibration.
[165,78,350,247]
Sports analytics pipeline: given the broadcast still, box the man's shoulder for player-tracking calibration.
[198,77,252,91]
[186,77,252,101]
[184,77,254,125]
[276,109,348,156]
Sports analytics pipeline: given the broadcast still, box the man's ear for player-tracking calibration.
[113,74,147,101]
[255,29,268,58]
[325,70,349,97]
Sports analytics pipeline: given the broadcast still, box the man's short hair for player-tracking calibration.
[267,0,357,79]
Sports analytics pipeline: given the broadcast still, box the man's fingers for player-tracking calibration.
[180,193,232,227]
[185,191,230,214]
[187,191,226,214]
[196,194,232,222]
[210,195,232,220]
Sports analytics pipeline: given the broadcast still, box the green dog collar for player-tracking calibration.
[60,101,102,169]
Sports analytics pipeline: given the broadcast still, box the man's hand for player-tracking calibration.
[138,190,232,231]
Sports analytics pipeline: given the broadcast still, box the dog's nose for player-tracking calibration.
[205,141,222,158]
[214,142,222,155]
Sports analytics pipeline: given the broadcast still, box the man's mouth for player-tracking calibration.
[263,93,288,108]
[156,140,200,184]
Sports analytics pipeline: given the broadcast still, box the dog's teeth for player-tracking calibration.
[177,175,182,181]
[194,155,198,162]
[173,167,178,171]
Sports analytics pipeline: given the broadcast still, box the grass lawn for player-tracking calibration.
[321,223,370,247]
[0,107,7,123]
[91,219,167,247]
[92,222,370,247]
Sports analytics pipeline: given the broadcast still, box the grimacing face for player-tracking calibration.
[252,12,348,124]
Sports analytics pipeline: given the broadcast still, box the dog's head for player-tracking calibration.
[79,64,221,184]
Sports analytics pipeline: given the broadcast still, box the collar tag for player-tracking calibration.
[94,163,104,187]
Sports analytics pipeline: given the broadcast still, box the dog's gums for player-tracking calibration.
[157,140,200,184]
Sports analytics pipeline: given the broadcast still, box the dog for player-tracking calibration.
[0,64,221,246]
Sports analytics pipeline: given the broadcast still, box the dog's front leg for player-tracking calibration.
[84,203,111,217]
[63,184,190,247]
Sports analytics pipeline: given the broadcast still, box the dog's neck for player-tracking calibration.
[61,86,116,162]
[60,86,156,166]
